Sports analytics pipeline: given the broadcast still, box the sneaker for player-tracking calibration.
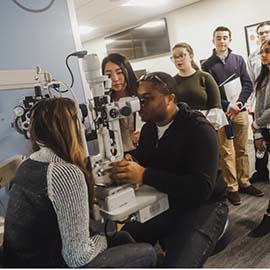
[227,191,241,205]
[248,214,270,238]
[239,185,264,197]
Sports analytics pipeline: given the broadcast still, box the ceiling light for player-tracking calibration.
[105,39,115,45]
[122,0,168,7]
[78,25,95,35]
[138,20,164,29]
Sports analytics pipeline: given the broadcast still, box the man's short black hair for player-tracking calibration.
[138,71,177,94]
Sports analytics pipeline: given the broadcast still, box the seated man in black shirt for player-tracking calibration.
[108,71,228,267]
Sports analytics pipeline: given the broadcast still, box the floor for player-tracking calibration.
[204,141,270,268]
[205,182,270,268]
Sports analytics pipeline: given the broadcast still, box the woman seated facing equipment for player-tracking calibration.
[3,97,157,268]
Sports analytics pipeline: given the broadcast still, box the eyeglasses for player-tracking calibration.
[138,74,168,87]
[258,30,270,36]
[259,47,270,54]
[170,53,187,62]
[138,73,172,97]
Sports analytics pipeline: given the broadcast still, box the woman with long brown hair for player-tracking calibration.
[3,97,156,267]
[249,39,270,237]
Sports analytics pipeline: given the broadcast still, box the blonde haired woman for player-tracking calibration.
[171,42,227,130]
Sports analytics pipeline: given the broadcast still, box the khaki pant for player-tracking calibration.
[217,111,250,192]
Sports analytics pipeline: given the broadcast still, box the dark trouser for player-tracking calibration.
[254,143,269,180]
[260,129,270,214]
[84,231,157,268]
[253,124,269,181]
[122,201,228,268]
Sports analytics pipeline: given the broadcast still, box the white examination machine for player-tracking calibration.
[0,52,169,224]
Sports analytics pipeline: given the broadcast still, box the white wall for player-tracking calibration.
[0,0,85,162]
[83,0,270,75]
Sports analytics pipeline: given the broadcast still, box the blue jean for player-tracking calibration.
[122,201,228,268]
[84,231,157,268]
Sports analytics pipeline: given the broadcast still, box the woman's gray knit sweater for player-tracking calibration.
[30,147,107,267]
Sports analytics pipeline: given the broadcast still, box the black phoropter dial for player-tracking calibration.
[120,106,132,116]
[109,108,119,118]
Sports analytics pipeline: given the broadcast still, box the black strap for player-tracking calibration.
[133,112,137,131]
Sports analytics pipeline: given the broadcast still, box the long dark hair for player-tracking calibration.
[102,53,138,99]
[256,40,270,92]
[29,97,94,207]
